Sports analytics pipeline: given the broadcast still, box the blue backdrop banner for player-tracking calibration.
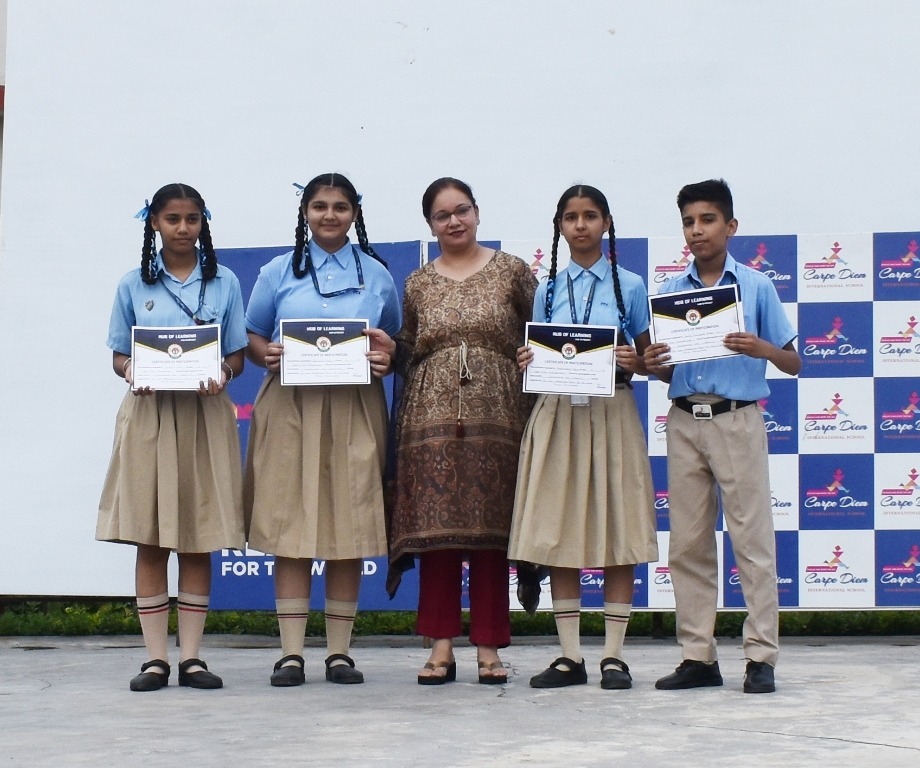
[211,234,920,612]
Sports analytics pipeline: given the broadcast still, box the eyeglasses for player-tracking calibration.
[430,204,475,226]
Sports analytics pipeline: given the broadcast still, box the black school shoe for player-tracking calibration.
[177,658,223,689]
[270,654,306,687]
[655,660,723,690]
[515,561,549,615]
[325,654,364,684]
[529,657,588,688]
[599,657,632,690]
[129,660,170,692]
[743,661,775,694]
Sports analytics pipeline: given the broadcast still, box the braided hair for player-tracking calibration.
[292,173,387,279]
[545,185,627,331]
[140,183,216,286]
[543,214,562,323]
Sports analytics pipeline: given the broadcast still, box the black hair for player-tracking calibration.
[140,183,216,286]
[544,185,626,329]
[292,173,387,279]
[676,178,734,222]
[421,177,477,221]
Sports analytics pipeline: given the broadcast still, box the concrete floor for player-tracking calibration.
[1,634,918,767]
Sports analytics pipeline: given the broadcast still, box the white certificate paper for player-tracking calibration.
[523,322,618,397]
[280,319,370,386]
[131,325,222,391]
[648,284,744,365]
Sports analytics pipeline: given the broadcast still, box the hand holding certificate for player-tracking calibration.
[131,325,223,391]
[280,319,370,386]
[523,322,618,397]
[648,285,744,365]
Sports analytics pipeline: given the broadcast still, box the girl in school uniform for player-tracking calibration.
[97,183,248,692]
[245,173,400,686]
[508,184,658,689]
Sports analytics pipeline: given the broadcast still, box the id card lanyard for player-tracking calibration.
[566,271,596,325]
[158,272,210,324]
[567,270,596,405]
[309,246,365,298]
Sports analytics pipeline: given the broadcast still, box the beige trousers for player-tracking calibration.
[666,403,779,666]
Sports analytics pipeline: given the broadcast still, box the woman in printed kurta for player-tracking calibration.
[389,177,536,685]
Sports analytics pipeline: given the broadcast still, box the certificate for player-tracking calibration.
[648,284,744,365]
[523,322,618,397]
[280,319,370,386]
[131,325,222,391]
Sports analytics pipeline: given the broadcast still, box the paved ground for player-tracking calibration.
[1,634,918,767]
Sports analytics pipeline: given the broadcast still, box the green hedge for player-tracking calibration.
[1,601,919,637]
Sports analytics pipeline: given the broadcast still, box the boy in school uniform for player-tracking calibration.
[644,179,801,694]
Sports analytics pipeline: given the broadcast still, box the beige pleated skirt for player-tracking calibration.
[244,374,388,560]
[508,387,658,569]
[97,389,245,553]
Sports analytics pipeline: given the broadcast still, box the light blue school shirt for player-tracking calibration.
[107,253,248,357]
[245,239,401,341]
[656,253,797,401]
[532,258,650,343]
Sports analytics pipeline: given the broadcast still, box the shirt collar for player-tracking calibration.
[155,249,204,283]
[570,256,610,282]
[310,238,353,270]
[686,252,739,288]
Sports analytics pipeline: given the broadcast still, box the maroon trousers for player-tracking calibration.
[416,549,511,647]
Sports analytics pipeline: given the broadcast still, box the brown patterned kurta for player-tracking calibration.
[388,251,537,576]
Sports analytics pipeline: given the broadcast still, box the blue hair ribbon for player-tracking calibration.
[203,207,212,221]
[134,199,151,221]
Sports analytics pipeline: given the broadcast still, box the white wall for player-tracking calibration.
[0,0,7,84]
[1,0,918,595]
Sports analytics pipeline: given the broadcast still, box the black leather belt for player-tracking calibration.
[673,396,755,419]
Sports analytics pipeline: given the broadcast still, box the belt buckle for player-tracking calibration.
[691,403,713,420]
